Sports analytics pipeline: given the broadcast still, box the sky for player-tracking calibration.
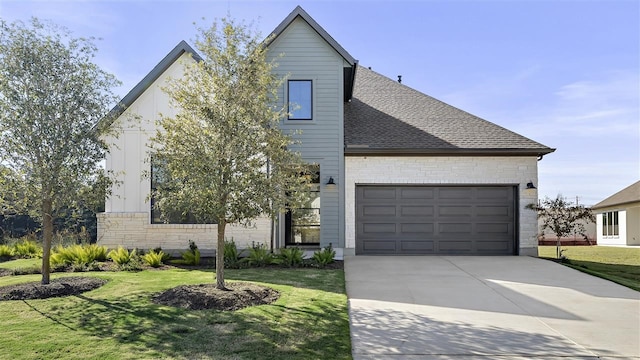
[1,0,638,206]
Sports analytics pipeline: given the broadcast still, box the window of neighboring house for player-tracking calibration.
[602,211,619,236]
[150,160,208,224]
[288,80,312,120]
[285,164,320,245]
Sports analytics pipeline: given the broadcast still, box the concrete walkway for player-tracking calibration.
[345,256,640,359]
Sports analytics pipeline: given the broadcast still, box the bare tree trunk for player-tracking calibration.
[556,236,561,260]
[41,198,53,285]
[216,220,227,290]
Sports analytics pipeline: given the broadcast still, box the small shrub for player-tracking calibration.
[108,246,135,265]
[152,247,172,263]
[174,241,201,266]
[181,248,201,266]
[244,244,274,267]
[224,239,245,268]
[51,244,108,270]
[13,239,42,259]
[84,244,108,262]
[0,244,14,260]
[278,247,305,268]
[311,245,336,268]
[142,249,166,268]
[50,245,71,268]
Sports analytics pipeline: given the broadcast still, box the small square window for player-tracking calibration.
[288,80,312,120]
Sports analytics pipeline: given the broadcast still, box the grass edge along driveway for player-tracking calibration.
[538,245,640,292]
[0,266,352,360]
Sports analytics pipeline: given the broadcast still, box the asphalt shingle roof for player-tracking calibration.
[344,66,555,155]
[592,181,640,209]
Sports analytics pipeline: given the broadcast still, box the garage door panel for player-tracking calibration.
[476,240,510,251]
[401,240,434,251]
[477,205,510,216]
[439,223,473,234]
[476,223,510,234]
[362,223,396,234]
[439,206,473,217]
[400,188,434,199]
[400,206,434,216]
[400,223,434,233]
[362,205,397,216]
[363,240,396,252]
[477,187,512,200]
[362,187,396,199]
[356,185,516,255]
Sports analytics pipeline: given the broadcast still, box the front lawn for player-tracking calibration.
[538,245,640,291]
[0,263,351,359]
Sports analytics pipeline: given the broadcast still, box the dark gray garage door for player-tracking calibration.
[356,185,517,255]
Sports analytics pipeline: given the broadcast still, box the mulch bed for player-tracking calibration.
[152,281,279,311]
[0,268,12,277]
[0,276,107,301]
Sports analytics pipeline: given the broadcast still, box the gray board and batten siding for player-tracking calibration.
[267,7,358,249]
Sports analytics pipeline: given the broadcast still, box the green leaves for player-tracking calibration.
[150,18,312,225]
[0,18,119,283]
[527,195,595,258]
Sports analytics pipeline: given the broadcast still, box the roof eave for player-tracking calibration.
[94,40,201,132]
[344,147,556,157]
[591,200,640,210]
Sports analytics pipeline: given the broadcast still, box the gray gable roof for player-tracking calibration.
[266,5,356,66]
[592,181,640,209]
[345,66,555,156]
[97,40,201,130]
[266,6,358,101]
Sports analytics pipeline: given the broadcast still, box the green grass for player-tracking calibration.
[538,246,640,291]
[0,263,351,359]
[0,257,41,270]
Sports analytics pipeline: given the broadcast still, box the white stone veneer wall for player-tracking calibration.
[345,156,540,256]
[97,213,271,256]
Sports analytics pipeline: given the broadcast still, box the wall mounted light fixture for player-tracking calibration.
[526,181,536,189]
[326,177,336,187]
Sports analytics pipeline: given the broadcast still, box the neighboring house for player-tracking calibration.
[97,6,554,257]
[592,181,640,246]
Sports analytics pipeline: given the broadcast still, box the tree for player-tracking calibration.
[0,19,119,284]
[527,195,595,259]
[149,18,312,290]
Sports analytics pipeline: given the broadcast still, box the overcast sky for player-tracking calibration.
[1,0,638,205]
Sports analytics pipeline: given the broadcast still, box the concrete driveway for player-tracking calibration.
[345,256,640,359]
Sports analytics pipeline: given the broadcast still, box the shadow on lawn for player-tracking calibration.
[32,288,350,359]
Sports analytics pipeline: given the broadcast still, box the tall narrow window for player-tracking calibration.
[288,80,312,120]
[601,211,619,236]
[285,164,320,245]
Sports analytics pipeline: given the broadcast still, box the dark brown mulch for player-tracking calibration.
[152,281,279,311]
[0,268,12,277]
[0,277,107,301]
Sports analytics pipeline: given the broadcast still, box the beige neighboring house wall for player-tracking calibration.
[345,156,541,256]
[98,50,270,254]
[592,181,640,246]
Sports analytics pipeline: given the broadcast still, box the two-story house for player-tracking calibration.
[97,6,554,258]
